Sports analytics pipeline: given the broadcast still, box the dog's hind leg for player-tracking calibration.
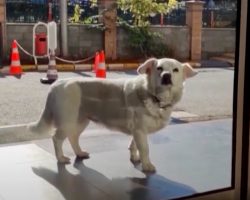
[53,129,70,164]
[129,139,140,163]
[68,120,90,159]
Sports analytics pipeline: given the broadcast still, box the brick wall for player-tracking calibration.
[116,26,190,61]
[3,23,236,63]
[202,28,236,58]
[68,24,103,59]
[151,26,190,61]
[6,24,34,61]
[4,24,103,62]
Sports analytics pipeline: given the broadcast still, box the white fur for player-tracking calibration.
[29,58,197,172]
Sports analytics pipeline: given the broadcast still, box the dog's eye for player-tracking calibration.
[173,68,179,73]
[157,66,163,72]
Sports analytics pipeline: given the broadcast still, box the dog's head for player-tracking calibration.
[137,58,197,105]
[137,58,197,86]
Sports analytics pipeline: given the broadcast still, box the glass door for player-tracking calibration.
[176,0,249,199]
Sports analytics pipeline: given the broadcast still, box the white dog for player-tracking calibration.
[29,58,197,172]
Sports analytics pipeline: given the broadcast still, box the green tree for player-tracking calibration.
[118,0,177,27]
[90,0,177,58]
[90,0,177,27]
[116,0,177,57]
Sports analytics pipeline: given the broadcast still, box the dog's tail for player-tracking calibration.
[28,92,53,135]
[0,123,51,144]
[0,94,53,145]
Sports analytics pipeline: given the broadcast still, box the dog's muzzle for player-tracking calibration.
[161,72,172,85]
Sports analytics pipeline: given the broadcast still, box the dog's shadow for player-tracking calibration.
[32,158,196,200]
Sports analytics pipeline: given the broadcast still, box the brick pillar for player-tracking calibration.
[186,1,204,61]
[100,0,117,60]
[0,0,4,22]
[0,0,6,65]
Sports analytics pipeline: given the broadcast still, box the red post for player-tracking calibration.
[210,10,215,27]
[160,13,164,26]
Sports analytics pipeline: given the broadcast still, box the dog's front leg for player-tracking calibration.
[133,132,156,172]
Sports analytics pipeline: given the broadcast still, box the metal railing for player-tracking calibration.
[5,0,237,28]
[149,9,186,26]
[202,8,237,28]
[6,0,59,23]
[6,0,99,23]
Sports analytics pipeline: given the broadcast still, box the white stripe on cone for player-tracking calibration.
[11,60,21,66]
[98,63,105,69]
[12,48,18,53]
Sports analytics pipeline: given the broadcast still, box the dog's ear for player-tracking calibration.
[182,63,198,79]
[137,58,157,75]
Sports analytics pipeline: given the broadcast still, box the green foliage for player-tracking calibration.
[118,0,177,27]
[90,0,177,27]
[90,0,175,58]
[69,4,82,23]
[116,0,176,57]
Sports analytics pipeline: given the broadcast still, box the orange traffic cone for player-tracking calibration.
[9,40,22,76]
[96,50,106,78]
[93,51,100,73]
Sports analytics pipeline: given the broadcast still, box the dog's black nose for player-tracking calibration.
[162,73,172,85]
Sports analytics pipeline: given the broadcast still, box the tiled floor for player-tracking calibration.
[0,119,232,200]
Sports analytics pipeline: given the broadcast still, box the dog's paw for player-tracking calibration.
[142,162,156,173]
[76,151,90,159]
[57,156,71,164]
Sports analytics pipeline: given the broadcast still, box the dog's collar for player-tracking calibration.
[150,94,172,109]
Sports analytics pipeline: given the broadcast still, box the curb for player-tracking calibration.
[1,61,201,73]
[172,115,232,123]
[1,63,141,73]
[33,63,141,71]
[0,123,52,144]
[0,124,28,144]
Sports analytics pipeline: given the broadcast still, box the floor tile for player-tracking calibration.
[0,145,111,200]
[0,119,232,200]
[0,143,55,164]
